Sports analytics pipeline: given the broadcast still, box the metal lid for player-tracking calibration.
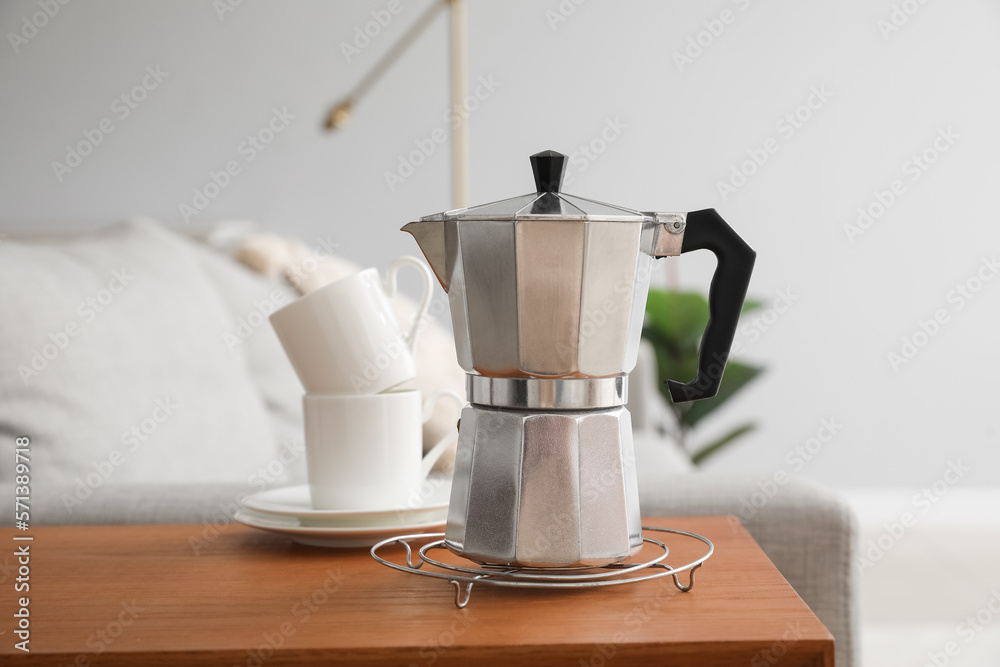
[420,150,650,223]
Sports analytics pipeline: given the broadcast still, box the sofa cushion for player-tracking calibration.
[189,240,306,485]
[0,219,280,489]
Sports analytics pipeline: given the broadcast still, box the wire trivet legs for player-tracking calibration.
[371,525,714,608]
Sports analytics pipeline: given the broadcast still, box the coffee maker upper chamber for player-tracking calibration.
[403,150,756,404]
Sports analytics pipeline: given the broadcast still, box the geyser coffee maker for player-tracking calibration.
[404,150,754,568]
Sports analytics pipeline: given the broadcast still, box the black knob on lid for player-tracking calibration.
[530,150,567,193]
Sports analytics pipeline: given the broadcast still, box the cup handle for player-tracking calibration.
[419,389,465,479]
[383,255,434,355]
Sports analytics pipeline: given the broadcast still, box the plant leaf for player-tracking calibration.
[645,290,710,351]
[644,325,697,421]
[642,288,765,436]
[681,361,763,428]
[643,326,697,380]
[690,422,756,465]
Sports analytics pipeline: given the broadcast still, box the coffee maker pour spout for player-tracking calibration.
[401,219,449,292]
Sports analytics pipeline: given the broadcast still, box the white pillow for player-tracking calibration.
[189,240,305,485]
[0,219,280,489]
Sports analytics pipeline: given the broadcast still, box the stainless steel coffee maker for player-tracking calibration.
[404,150,755,567]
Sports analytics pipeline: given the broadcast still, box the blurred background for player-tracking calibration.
[2,1,999,664]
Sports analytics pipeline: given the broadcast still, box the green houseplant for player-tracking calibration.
[641,289,764,465]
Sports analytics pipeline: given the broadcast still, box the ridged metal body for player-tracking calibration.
[421,215,656,378]
[445,402,643,567]
[403,196,685,379]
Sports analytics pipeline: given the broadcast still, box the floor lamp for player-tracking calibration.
[324,0,468,210]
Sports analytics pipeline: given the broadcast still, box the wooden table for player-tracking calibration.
[2,516,833,666]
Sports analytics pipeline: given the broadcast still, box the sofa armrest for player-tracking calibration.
[2,483,252,527]
[639,473,858,667]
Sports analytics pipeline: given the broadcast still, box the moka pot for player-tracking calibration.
[403,150,755,566]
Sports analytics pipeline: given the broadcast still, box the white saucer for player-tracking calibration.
[242,478,451,528]
[234,509,446,548]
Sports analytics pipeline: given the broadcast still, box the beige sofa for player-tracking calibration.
[0,219,857,666]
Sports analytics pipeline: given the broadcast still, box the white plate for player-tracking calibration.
[235,509,446,548]
[242,478,451,528]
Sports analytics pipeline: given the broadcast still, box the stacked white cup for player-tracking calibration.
[269,256,461,511]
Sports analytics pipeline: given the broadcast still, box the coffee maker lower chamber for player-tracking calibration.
[445,376,643,568]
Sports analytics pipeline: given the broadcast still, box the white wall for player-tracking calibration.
[3,0,999,489]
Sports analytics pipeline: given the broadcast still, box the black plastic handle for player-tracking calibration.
[666,208,756,403]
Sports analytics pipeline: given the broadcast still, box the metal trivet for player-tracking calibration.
[370,526,714,608]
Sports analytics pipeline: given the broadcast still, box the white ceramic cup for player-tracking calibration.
[269,255,433,395]
[303,388,464,511]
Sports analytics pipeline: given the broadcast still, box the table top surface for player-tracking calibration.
[1,516,833,667]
